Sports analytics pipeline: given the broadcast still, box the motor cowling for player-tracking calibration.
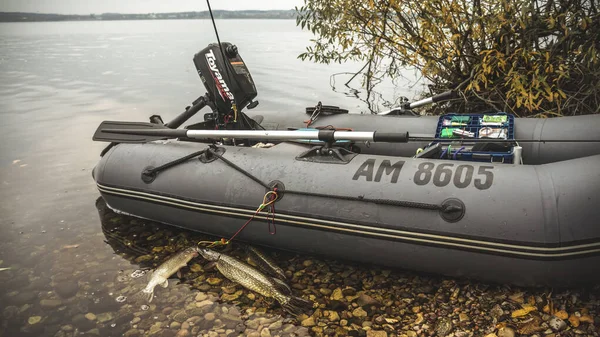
[193,42,258,127]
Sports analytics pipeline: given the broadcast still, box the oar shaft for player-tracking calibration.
[102,128,410,143]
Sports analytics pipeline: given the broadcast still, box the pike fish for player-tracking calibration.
[133,246,200,303]
[243,244,287,281]
[198,247,313,316]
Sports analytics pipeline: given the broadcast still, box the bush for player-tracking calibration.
[295,0,600,116]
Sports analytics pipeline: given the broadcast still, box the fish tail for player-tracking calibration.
[281,295,314,316]
[131,287,155,303]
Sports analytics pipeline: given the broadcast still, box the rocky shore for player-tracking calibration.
[0,198,598,337]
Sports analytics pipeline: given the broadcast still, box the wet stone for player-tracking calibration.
[172,310,188,323]
[175,330,190,337]
[54,281,79,298]
[366,331,388,337]
[96,312,114,323]
[549,317,567,331]
[124,329,141,337]
[195,292,207,302]
[435,317,453,337]
[497,327,515,337]
[268,321,282,330]
[40,299,63,308]
[9,291,37,305]
[72,314,96,331]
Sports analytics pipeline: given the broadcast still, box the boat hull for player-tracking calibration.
[93,141,600,287]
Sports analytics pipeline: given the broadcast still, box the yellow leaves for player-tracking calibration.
[569,314,580,327]
[511,304,537,318]
[554,310,569,320]
[579,314,594,324]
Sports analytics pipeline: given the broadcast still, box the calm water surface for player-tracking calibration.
[0,19,423,337]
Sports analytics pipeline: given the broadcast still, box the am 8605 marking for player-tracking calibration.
[351,159,495,190]
[414,162,494,190]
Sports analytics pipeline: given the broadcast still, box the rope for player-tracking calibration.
[145,149,207,178]
[206,148,445,211]
[207,148,270,189]
[152,145,450,249]
[198,189,279,247]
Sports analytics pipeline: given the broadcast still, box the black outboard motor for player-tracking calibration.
[193,42,259,129]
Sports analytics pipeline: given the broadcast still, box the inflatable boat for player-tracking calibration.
[92,42,600,287]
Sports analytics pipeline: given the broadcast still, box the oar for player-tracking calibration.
[93,120,600,144]
[92,120,410,143]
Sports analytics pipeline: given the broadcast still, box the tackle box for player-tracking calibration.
[420,112,516,163]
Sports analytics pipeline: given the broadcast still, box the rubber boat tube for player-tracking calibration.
[258,112,600,165]
[93,140,600,287]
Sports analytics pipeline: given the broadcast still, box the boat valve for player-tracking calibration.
[439,198,466,222]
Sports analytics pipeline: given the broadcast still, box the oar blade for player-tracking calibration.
[92,121,173,143]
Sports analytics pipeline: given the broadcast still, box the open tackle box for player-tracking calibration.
[417,112,518,163]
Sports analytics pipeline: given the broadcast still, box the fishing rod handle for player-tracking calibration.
[409,90,457,109]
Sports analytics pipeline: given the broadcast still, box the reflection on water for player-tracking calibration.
[0,196,310,337]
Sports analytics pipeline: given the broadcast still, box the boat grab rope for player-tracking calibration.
[140,144,462,247]
[203,147,455,213]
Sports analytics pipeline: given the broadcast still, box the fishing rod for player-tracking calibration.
[93,120,600,144]
[377,91,458,115]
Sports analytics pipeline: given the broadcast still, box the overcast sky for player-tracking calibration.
[0,0,305,15]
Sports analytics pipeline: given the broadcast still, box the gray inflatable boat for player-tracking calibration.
[92,42,600,287]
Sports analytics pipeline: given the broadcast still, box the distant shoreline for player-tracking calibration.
[0,10,298,22]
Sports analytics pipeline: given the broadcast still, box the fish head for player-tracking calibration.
[182,246,200,258]
[197,247,221,261]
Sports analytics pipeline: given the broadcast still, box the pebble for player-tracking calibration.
[549,316,567,331]
[320,288,332,296]
[195,292,208,301]
[40,299,62,308]
[260,327,272,337]
[301,316,316,327]
[497,327,515,337]
[268,321,282,330]
[85,313,97,321]
[124,329,141,337]
[189,264,202,272]
[204,312,216,321]
[207,277,223,286]
[174,330,190,337]
[331,288,344,301]
[170,322,181,329]
[28,316,42,325]
[96,312,114,323]
[196,299,214,308]
[367,331,388,337]
[352,307,368,317]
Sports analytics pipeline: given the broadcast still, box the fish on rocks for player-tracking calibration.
[133,246,200,302]
[242,243,287,281]
[198,247,313,316]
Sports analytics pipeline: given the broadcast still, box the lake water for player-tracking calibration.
[0,19,426,337]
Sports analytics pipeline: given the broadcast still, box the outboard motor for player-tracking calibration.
[193,42,259,129]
